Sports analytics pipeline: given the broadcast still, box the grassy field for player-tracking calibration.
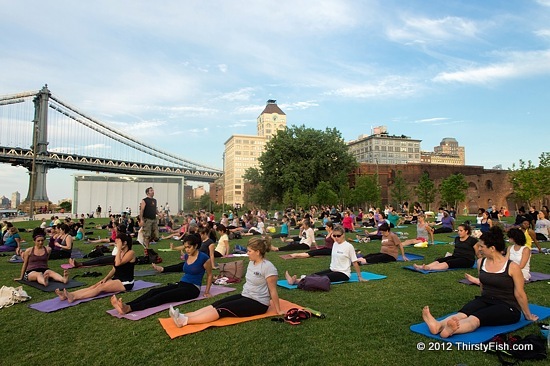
[0,217,548,366]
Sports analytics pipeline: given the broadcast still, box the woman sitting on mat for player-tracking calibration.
[465,227,531,283]
[402,214,434,246]
[432,211,455,234]
[213,224,230,257]
[169,236,282,327]
[15,228,69,287]
[55,233,135,303]
[285,225,367,284]
[413,223,479,271]
[272,219,317,251]
[111,233,212,315]
[288,221,335,259]
[357,223,409,265]
[422,226,538,338]
[49,223,73,260]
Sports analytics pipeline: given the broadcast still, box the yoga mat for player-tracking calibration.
[410,304,550,344]
[398,253,424,261]
[16,278,86,292]
[61,263,106,270]
[106,285,236,320]
[29,280,160,313]
[223,254,249,258]
[277,271,387,289]
[432,240,448,245]
[402,263,476,274]
[157,248,175,252]
[160,298,303,339]
[135,269,165,277]
[460,271,550,285]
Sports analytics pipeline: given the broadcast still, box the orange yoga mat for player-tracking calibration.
[159,298,302,339]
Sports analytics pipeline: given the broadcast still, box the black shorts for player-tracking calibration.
[435,256,474,269]
[23,268,48,281]
[212,294,268,318]
[459,296,521,326]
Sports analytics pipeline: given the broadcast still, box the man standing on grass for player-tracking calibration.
[140,187,159,251]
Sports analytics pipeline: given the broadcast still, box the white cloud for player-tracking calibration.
[220,88,255,102]
[534,29,550,38]
[326,76,420,99]
[280,101,319,110]
[414,117,450,123]
[387,16,480,44]
[433,50,550,84]
[218,64,228,73]
[536,0,550,7]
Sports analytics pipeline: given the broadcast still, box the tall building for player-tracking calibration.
[11,191,20,209]
[223,100,287,206]
[420,137,465,165]
[347,126,422,165]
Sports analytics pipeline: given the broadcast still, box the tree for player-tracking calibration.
[351,175,381,208]
[439,173,468,209]
[509,153,550,207]
[314,181,339,206]
[390,170,409,207]
[246,125,357,203]
[59,201,72,213]
[415,172,436,210]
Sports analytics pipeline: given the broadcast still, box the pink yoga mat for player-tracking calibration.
[29,280,160,313]
[106,285,236,320]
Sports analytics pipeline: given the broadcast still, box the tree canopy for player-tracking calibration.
[509,152,550,206]
[415,172,436,210]
[243,125,357,204]
[438,173,468,208]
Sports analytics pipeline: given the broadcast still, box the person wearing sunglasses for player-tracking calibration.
[285,225,366,285]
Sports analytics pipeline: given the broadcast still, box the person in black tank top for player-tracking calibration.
[140,187,159,251]
[55,233,136,303]
[420,227,538,338]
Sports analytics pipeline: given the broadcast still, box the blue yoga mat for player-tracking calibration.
[277,271,387,289]
[403,261,476,274]
[398,253,424,261]
[410,304,550,344]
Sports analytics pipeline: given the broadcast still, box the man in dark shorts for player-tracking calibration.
[140,187,159,250]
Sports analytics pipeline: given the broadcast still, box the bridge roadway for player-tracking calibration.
[0,146,222,183]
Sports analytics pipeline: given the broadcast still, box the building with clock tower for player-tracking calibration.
[222,100,286,207]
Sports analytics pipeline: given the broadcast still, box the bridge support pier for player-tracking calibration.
[21,85,51,213]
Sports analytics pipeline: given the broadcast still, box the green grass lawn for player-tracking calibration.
[1,217,548,366]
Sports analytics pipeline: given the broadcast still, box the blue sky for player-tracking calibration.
[1,0,549,203]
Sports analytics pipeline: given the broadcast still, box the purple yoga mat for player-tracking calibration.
[105,285,236,320]
[29,280,160,313]
[459,271,550,285]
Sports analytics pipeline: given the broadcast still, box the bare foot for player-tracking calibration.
[271,245,279,251]
[440,316,460,338]
[111,295,128,314]
[43,273,50,287]
[63,270,70,283]
[65,289,75,303]
[69,258,75,267]
[357,257,367,265]
[285,271,297,285]
[413,263,425,270]
[422,306,443,335]
[55,288,67,301]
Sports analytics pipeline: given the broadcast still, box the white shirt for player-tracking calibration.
[509,245,530,281]
[330,240,358,278]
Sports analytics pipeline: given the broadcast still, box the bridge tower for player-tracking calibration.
[22,85,51,213]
